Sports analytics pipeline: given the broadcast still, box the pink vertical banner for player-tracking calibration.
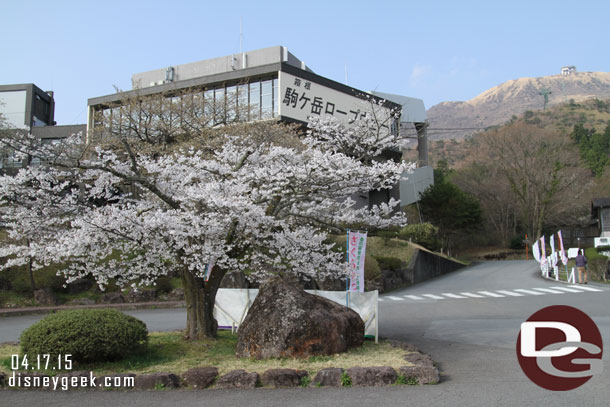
[347,231,367,293]
[558,230,568,265]
[540,236,547,267]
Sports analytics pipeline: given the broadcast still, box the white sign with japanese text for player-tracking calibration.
[278,71,391,128]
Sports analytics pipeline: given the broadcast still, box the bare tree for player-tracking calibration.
[479,122,588,240]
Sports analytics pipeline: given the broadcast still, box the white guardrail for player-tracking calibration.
[213,289,379,343]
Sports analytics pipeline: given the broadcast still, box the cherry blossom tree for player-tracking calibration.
[0,92,412,339]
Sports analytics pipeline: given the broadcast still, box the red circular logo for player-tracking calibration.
[516,305,603,391]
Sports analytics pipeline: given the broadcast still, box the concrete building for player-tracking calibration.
[0,83,55,130]
[87,46,432,207]
[561,66,576,76]
[0,83,85,172]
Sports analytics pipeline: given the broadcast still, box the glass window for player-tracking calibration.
[237,84,249,121]
[215,87,225,124]
[273,78,279,117]
[249,81,260,120]
[261,80,273,119]
[226,85,237,122]
[204,89,214,120]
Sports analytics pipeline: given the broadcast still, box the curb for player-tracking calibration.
[0,301,186,317]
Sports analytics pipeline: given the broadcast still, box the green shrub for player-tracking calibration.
[341,372,352,387]
[398,223,441,251]
[154,276,173,294]
[375,256,404,272]
[20,309,148,364]
[510,235,525,250]
[364,256,381,282]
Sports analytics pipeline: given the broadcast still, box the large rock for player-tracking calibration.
[235,278,364,359]
[312,368,344,387]
[181,367,218,389]
[134,372,180,389]
[398,365,439,385]
[215,370,259,389]
[345,366,397,386]
[261,369,307,388]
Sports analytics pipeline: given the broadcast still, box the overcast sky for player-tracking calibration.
[2,0,609,125]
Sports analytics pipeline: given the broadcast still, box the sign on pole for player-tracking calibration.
[347,231,367,293]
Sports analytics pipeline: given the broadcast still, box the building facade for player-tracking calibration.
[0,83,55,130]
[87,46,431,207]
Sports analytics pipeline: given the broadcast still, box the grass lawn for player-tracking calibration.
[0,331,413,377]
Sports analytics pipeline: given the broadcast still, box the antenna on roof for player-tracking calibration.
[239,17,243,53]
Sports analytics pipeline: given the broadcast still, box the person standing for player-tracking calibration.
[575,249,588,284]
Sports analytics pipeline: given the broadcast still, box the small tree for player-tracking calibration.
[0,91,411,339]
[418,177,482,254]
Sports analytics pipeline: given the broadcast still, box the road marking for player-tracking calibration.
[514,289,545,296]
[478,291,505,298]
[386,296,404,301]
[404,295,425,300]
[422,294,445,300]
[496,290,524,297]
[568,285,604,292]
[378,298,383,302]
[442,293,467,299]
[550,286,586,293]
[460,292,485,298]
[532,288,565,294]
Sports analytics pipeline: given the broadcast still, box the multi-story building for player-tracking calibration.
[87,46,432,207]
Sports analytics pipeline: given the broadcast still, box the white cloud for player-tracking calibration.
[409,63,430,87]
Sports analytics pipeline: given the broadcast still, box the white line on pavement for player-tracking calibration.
[460,292,485,298]
[404,295,425,300]
[478,291,505,298]
[568,285,604,292]
[550,286,586,293]
[422,294,445,300]
[496,290,524,297]
[442,293,467,299]
[514,289,545,296]
[386,296,404,301]
[532,288,565,294]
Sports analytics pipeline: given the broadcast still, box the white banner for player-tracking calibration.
[532,240,541,262]
[558,230,568,265]
[348,231,367,293]
[550,234,556,256]
[214,289,379,339]
[540,236,547,266]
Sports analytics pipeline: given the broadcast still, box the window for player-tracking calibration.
[237,84,249,121]
[261,80,273,119]
[249,81,260,120]
[226,85,237,122]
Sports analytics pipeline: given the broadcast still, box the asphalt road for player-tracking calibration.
[2,260,610,406]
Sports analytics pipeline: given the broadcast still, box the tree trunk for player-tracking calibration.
[180,266,227,340]
[27,257,36,292]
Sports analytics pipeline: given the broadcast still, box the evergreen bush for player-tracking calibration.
[20,308,148,364]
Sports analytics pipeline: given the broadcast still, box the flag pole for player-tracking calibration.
[346,228,350,307]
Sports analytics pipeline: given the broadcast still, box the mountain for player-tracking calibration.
[426,71,610,140]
